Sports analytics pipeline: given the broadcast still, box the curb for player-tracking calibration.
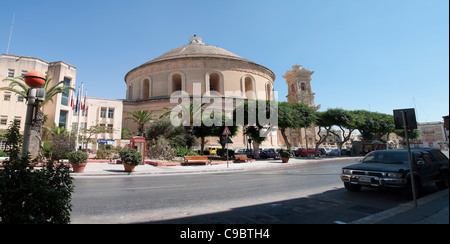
[70,156,362,177]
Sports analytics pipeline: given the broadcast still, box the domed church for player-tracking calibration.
[123,36,280,149]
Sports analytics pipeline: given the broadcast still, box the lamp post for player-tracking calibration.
[21,71,46,158]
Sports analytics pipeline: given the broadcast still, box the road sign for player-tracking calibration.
[393,108,418,207]
[222,126,231,135]
[393,108,417,130]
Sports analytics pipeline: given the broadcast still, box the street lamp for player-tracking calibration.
[21,71,46,158]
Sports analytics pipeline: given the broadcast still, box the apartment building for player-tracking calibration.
[0,54,76,132]
[1,54,123,152]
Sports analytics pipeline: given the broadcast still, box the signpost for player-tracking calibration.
[223,126,231,168]
[393,108,418,207]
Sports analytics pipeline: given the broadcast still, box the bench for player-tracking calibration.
[234,154,250,163]
[183,156,211,165]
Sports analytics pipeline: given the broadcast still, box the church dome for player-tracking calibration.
[144,35,253,65]
[124,36,275,98]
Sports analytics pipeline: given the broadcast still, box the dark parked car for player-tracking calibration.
[341,149,449,199]
[260,149,280,159]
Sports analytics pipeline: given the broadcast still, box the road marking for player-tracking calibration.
[76,184,186,192]
[229,176,291,184]
[334,220,346,224]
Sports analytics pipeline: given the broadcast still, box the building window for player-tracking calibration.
[0,117,7,125]
[143,79,150,99]
[244,77,255,99]
[17,95,24,102]
[300,82,306,91]
[60,77,71,106]
[14,116,21,124]
[59,110,68,128]
[108,108,114,119]
[3,93,11,101]
[21,70,28,77]
[172,74,182,93]
[7,69,14,78]
[128,84,133,99]
[100,108,107,118]
[209,73,220,93]
[72,122,87,131]
[266,83,272,100]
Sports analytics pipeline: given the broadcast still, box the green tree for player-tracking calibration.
[278,102,315,150]
[314,111,336,156]
[352,110,395,141]
[233,100,278,158]
[325,108,356,156]
[125,110,155,136]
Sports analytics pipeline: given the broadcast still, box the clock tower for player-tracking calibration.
[284,64,319,109]
[281,64,320,149]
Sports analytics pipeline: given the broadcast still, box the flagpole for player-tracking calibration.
[75,82,83,151]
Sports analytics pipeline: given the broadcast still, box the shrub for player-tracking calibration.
[67,151,89,164]
[0,121,74,224]
[174,146,199,157]
[119,149,142,166]
[279,149,293,158]
[51,135,75,160]
[216,149,235,158]
[147,136,175,161]
[41,141,52,158]
[96,149,119,160]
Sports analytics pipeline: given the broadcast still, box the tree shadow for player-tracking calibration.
[134,187,415,224]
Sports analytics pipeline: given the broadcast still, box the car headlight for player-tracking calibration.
[387,172,401,178]
[342,169,352,174]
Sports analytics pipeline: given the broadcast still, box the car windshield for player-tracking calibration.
[362,151,409,165]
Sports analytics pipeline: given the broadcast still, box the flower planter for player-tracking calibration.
[123,163,136,172]
[281,157,290,163]
[71,163,87,173]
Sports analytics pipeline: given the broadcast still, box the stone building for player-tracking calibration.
[0,54,76,133]
[0,53,123,152]
[280,64,321,148]
[123,36,278,149]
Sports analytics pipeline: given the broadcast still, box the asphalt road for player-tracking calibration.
[70,159,440,224]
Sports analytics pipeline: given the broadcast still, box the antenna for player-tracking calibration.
[6,12,15,54]
[413,97,418,122]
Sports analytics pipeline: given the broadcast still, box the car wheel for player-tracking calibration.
[436,171,449,190]
[402,177,422,200]
[344,182,361,192]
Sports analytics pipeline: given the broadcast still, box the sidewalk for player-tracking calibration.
[350,189,449,224]
[74,156,360,177]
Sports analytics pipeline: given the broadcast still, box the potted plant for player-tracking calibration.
[119,149,142,172]
[67,151,89,173]
[279,149,293,163]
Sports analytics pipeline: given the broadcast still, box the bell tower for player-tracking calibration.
[284,64,317,108]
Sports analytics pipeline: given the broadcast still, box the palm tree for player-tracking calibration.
[1,75,75,133]
[125,110,155,136]
[160,101,206,136]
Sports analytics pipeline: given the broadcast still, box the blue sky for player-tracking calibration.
[2,0,448,122]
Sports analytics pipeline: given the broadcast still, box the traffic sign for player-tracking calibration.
[222,126,231,135]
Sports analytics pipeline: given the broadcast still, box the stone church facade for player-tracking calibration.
[122,36,319,150]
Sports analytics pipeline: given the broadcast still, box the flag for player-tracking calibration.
[75,89,80,113]
[70,92,75,110]
[82,89,87,112]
